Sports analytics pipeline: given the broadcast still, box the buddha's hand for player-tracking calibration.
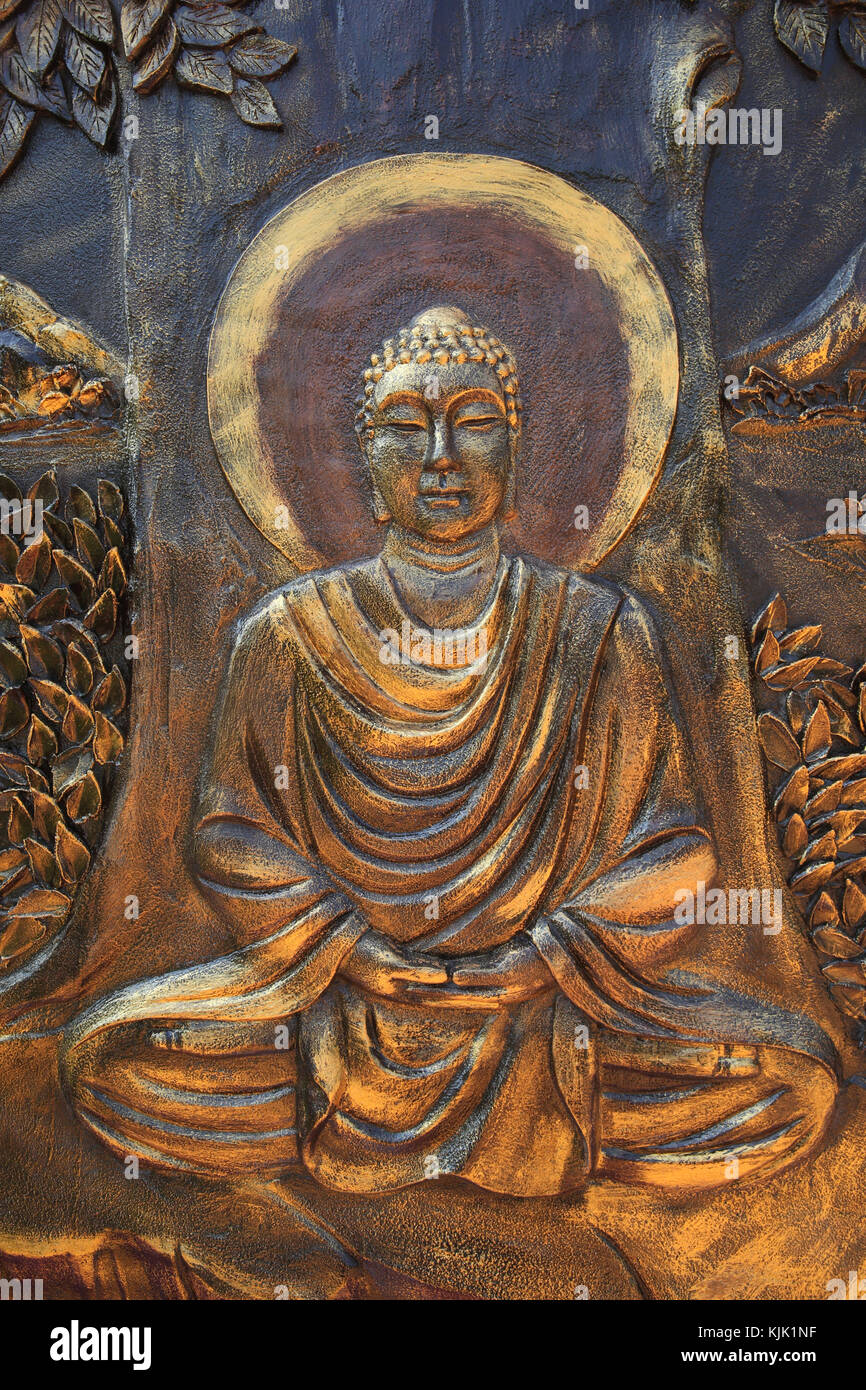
[339,928,448,999]
[448,933,554,1003]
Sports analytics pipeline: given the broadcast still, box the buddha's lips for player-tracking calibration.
[423,494,465,508]
[419,479,469,507]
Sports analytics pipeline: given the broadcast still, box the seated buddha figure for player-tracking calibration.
[62,306,838,1197]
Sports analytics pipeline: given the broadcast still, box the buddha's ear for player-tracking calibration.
[368,463,392,523]
[500,449,518,523]
[360,435,392,523]
[371,482,392,524]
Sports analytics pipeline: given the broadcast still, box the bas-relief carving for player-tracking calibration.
[0,0,300,180]
[1,3,865,1296]
[0,277,129,987]
[62,297,838,1200]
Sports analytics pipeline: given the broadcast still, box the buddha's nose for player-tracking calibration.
[429,420,458,473]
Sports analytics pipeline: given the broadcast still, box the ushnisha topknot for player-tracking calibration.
[354,305,522,448]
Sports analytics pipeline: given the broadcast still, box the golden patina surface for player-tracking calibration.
[2,4,866,1302]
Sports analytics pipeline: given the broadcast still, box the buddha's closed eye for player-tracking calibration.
[455,415,501,429]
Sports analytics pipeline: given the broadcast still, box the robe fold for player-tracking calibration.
[62,553,838,1194]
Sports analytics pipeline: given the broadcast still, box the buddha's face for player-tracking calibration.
[366,358,513,543]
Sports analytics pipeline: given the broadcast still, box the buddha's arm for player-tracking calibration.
[527,592,718,1007]
[62,600,447,1173]
[61,604,360,1174]
[451,593,715,1005]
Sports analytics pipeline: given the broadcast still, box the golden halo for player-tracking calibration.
[207,153,678,573]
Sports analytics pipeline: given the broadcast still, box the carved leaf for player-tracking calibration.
[98,545,126,595]
[782,812,808,856]
[829,984,866,1019]
[132,15,178,94]
[67,483,97,525]
[91,664,125,714]
[174,43,232,94]
[839,8,866,71]
[93,709,122,762]
[754,629,780,675]
[809,752,866,781]
[0,0,26,22]
[29,678,67,724]
[61,691,94,743]
[55,818,89,879]
[805,781,842,819]
[774,0,829,73]
[778,624,822,655]
[61,0,113,45]
[121,0,171,60]
[757,712,801,769]
[0,49,69,118]
[762,656,824,690]
[812,926,861,958]
[20,623,64,681]
[0,581,35,621]
[810,891,839,927]
[27,714,56,762]
[751,593,788,643]
[71,67,116,145]
[65,768,100,822]
[66,642,92,695]
[82,587,116,637]
[0,687,28,736]
[8,885,69,917]
[54,549,96,608]
[774,764,809,819]
[823,957,866,986]
[73,516,105,572]
[0,531,19,572]
[15,532,52,588]
[0,639,26,687]
[29,467,59,509]
[801,701,831,760]
[801,828,836,864]
[840,774,866,806]
[27,586,69,622]
[50,743,91,796]
[228,31,297,78]
[174,4,257,47]
[230,73,279,127]
[97,479,124,524]
[0,90,35,178]
[790,859,835,894]
[15,0,62,75]
[842,877,866,931]
[0,915,44,963]
[102,515,124,551]
[7,794,32,843]
[63,26,106,95]
[24,834,60,886]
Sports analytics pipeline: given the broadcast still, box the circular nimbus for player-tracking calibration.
[207,153,679,574]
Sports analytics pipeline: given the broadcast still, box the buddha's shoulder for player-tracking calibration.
[231,560,377,647]
[516,552,622,613]
[516,555,661,650]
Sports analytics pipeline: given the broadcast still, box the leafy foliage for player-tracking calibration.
[752,593,866,1040]
[774,0,866,75]
[0,469,129,976]
[0,0,298,179]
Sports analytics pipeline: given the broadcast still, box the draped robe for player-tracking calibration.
[62,553,838,1195]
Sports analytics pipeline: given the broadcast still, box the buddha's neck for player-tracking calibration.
[382,524,502,629]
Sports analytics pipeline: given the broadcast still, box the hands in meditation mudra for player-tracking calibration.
[62,307,838,1196]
